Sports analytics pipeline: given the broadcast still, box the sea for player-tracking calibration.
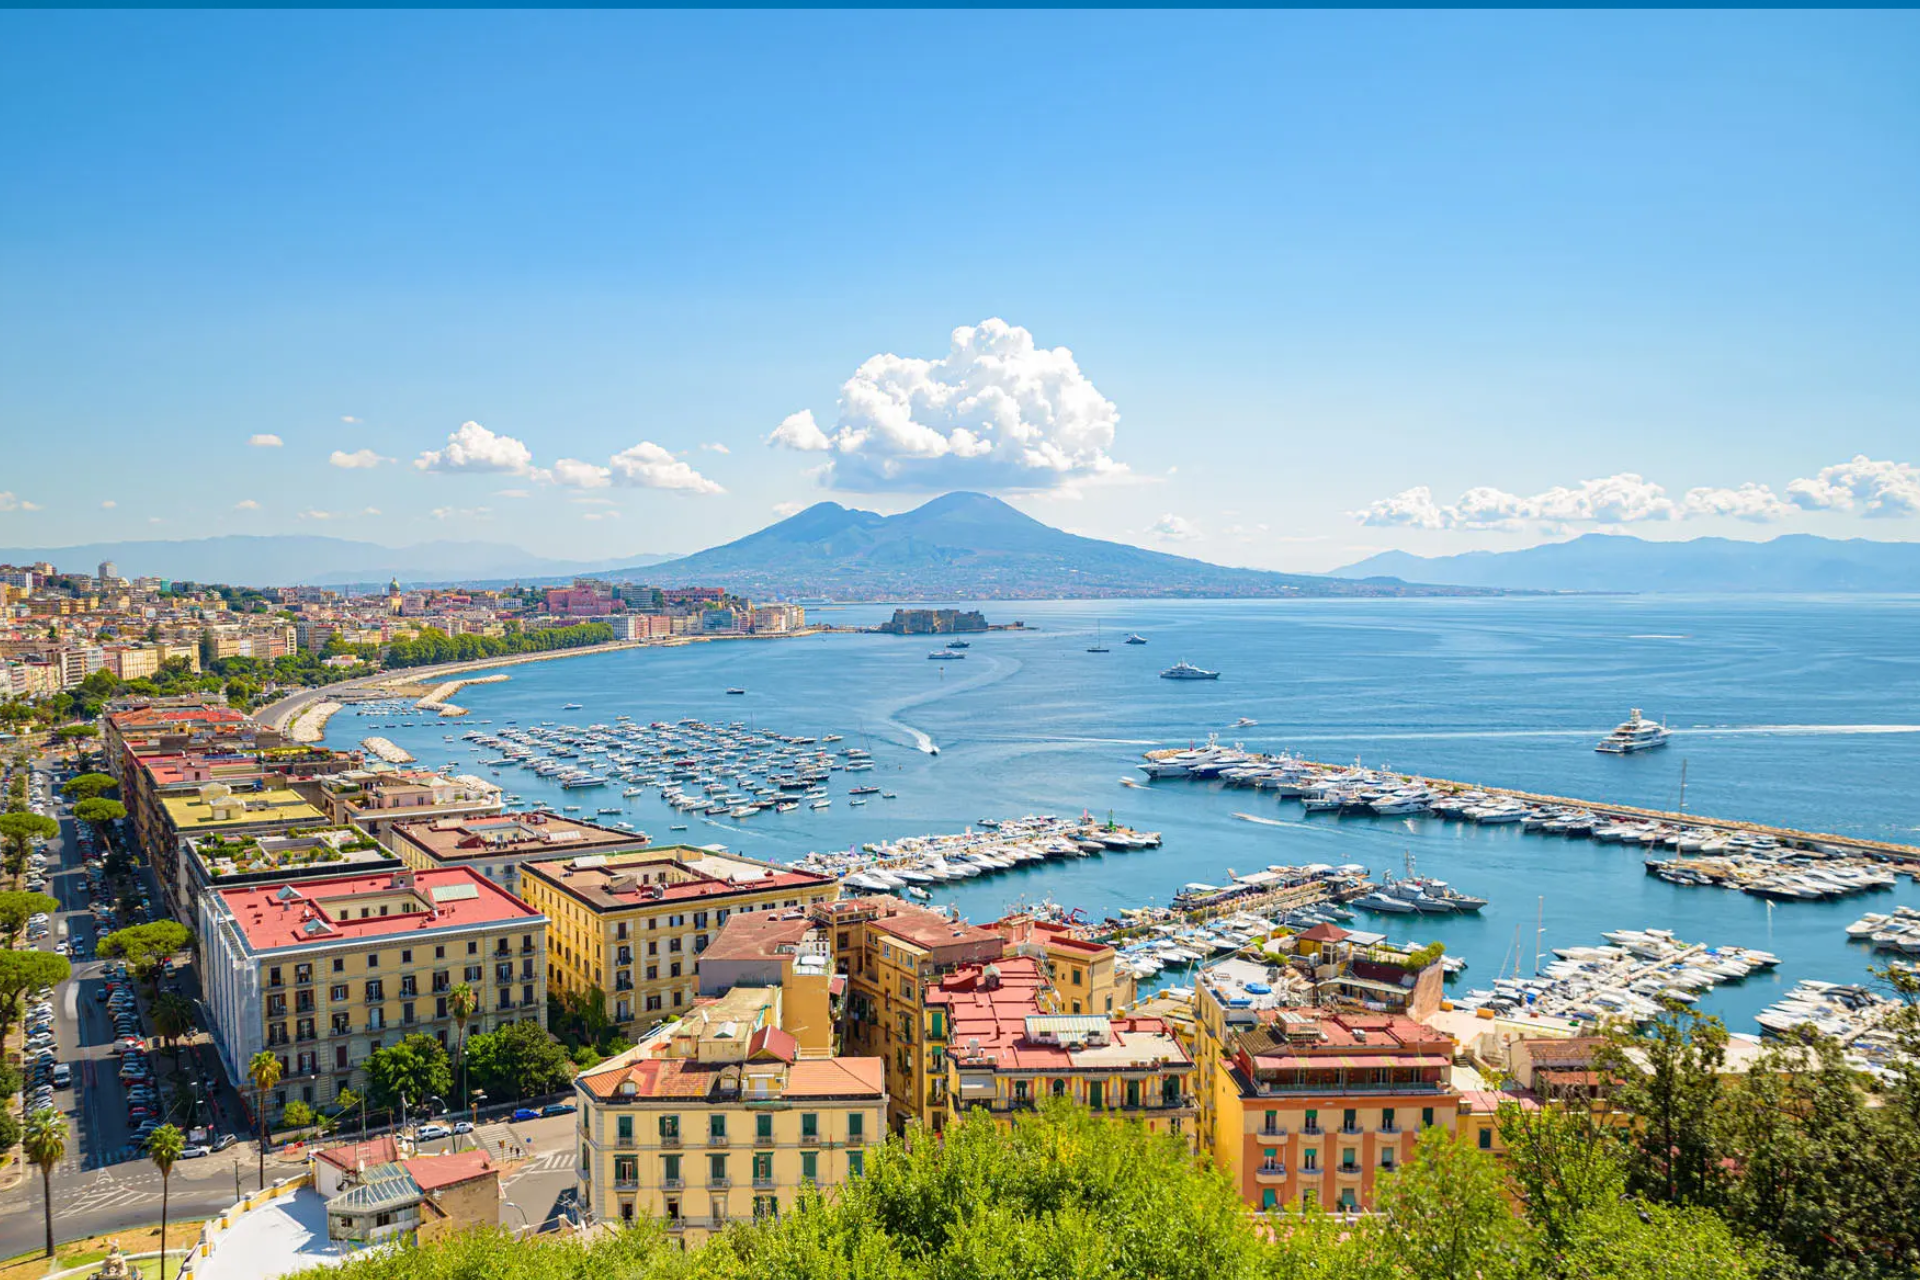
[322,594,1920,1032]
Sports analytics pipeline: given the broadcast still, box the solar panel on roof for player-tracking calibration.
[430,884,480,903]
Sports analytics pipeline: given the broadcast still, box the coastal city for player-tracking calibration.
[6,8,1916,1280]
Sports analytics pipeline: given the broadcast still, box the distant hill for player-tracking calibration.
[609,492,1489,599]
[1332,533,1920,593]
[0,535,677,587]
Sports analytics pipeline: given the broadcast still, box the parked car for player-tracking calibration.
[180,1144,212,1159]
[52,1064,71,1087]
[541,1102,576,1117]
[452,1121,473,1135]
[416,1123,450,1141]
[510,1108,540,1122]
[212,1133,238,1152]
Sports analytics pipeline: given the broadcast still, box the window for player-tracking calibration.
[708,1113,727,1141]
[614,1155,637,1185]
[367,953,379,968]
[1342,1107,1357,1132]
[1478,1127,1492,1151]
[848,1112,864,1141]
[800,1151,818,1182]
[756,1114,773,1141]
[617,1115,633,1142]
[1382,1108,1396,1132]
[1014,1080,1030,1102]
[330,984,349,1002]
[1421,1107,1435,1128]
[1051,1079,1067,1098]
[752,1152,772,1183]
[1087,1082,1103,1109]
[800,1113,818,1140]
[645,965,658,981]
[1302,1148,1318,1173]
[660,1115,680,1141]
[435,945,445,960]
[1125,1080,1141,1108]
[467,941,477,955]
[400,949,412,964]
[708,1153,727,1182]
[848,1151,864,1178]
[663,1153,681,1183]
[332,958,344,973]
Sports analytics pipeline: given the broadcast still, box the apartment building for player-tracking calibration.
[519,846,837,1034]
[815,898,1006,1131]
[387,812,650,896]
[1207,1005,1458,1214]
[934,956,1197,1148]
[200,866,547,1119]
[183,826,401,905]
[573,986,884,1241]
[991,912,1133,1016]
[313,768,505,845]
[694,911,836,1057]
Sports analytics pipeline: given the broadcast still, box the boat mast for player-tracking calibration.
[1678,758,1689,814]
[1534,895,1544,977]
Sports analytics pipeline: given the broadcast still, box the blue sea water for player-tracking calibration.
[323,595,1920,1031]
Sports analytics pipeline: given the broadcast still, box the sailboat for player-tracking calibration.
[1087,620,1110,654]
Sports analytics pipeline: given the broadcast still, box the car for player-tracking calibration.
[416,1123,450,1141]
[52,1064,72,1087]
[54,943,69,956]
[452,1121,473,1135]
[180,1144,212,1159]
[541,1102,576,1118]
[212,1133,238,1152]
[511,1108,540,1122]
[94,988,109,1002]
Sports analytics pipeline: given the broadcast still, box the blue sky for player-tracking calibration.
[1,10,1916,571]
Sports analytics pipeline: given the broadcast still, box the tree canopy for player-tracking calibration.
[365,1033,453,1114]
[0,890,59,945]
[98,919,193,974]
[73,796,128,827]
[463,1019,574,1100]
[60,771,117,801]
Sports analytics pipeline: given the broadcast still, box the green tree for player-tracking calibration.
[281,1100,315,1130]
[0,950,70,1043]
[98,919,193,975]
[148,1123,185,1274]
[1608,1002,1731,1207]
[22,1108,66,1257]
[463,1019,574,1101]
[0,811,58,879]
[249,1050,282,1190]
[450,981,478,1114]
[0,890,59,947]
[152,990,195,1074]
[0,1110,21,1156]
[72,795,128,831]
[1372,1126,1528,1279]
[60,771,117,801]
[1495,1100,1626,1259]
[365,1032,453,1119]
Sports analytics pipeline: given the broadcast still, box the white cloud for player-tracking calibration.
[769,318,1126,492]
[248,433,283,448]
[582,510,621,522]
[608,441,725,495]
[362,507,380,516]
[768,410,832,452]
[298,509,332,520]
[100,499,116,510]
[341,416,360,424]
[494,488,531,500]
[234,499,261,511]
[550,458,614,490]
[0,493,32,512]
[1146,513,1202,542]
[414,421,537,475]
[1356,474,1678,530]
[429,506,491,521]
[1787,456,1920,517]
[1679,483,1793,522]
[1353,486,1451,530]
[772,500,806,517]
[329,448,392,469]
[700,442,731,454]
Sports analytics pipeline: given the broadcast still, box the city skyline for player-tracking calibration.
[2,10,1916,572]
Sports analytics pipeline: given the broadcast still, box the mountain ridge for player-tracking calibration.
[1332,532,1920,593]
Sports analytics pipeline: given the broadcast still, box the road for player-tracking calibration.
[1,1112,583,1258]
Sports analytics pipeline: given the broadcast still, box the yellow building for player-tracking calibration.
[573,986,884,1240]
[200,866,547,1119]
[519,846,838,1036]
[695,910,838,1058]
[814,898,1007,1132]
[991,912,1133,1016]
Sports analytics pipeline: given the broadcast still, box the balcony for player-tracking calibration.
[1300,1124,1323,1136]
[1254,1162,1288,1183]
[660,1134,682,1149]
[752,1176,775,1190]
[613,1177,639,1191]
[615,1134,636,1149]
[846,1132,866,1148]
[708,1177,731,1190]
[1340,1125,1364,1136]
[798,1133,819,1147]
[1259,1125,1289,1139]
[1336,1164,1362,1179]
[1378,1123,1401,1135]
[662,1177,684,1191]
[707,1135,729,1148]
[754,1132,774,1148]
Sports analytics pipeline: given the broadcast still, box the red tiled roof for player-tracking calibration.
[404,1149,495,1191]
[747,1025,799,1064]
[1296,923,1351,943]
[316,1136,399,1172]
[219,867,541,952]
[786,1057,884,1099]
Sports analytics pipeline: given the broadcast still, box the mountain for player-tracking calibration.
[1331,533,1920,593]
[605,492,1486,599]
[0,535,678,587]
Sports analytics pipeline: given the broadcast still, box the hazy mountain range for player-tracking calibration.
[1333,533,1920,593]
[600,492,1472,599]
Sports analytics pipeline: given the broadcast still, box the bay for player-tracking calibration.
[323,594,1920,1031]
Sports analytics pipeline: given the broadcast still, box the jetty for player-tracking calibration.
[794,815,1163,897]
[1138,742,1920,882]
[414,672,509,717]
[360,736,415,764]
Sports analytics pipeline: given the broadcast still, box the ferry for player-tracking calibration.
[945,640,970,649]
[1160,660,1220,681]
[1596,708,1671,754]
[928,650,966,661]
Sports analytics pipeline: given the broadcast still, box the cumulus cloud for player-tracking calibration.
[494,488,531,500]
[0,492,38,512]
[768,318,1125,492]
[100,499,116,510]
[234,499,261,511]
[772,500,806,517]
[1679,483,1793,522]
[550,458,613,490]
[1355,474,1679,530]
[329,448,391,469]
[1787,456,1920,517]
[298,509,332,521]
[414,421,537,475]
[700,442,730,454]
[608,442,724,494]
[248,433,283,448]
[1146,513,1202,542]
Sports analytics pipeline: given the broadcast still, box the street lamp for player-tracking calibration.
[467,1090,487,1151]
[502,1201,532,1236]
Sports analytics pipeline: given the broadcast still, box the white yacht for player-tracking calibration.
[1160,660,1220,681]
[1596,708,1671,754]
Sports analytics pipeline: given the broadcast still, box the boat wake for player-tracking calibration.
[875,654,1023,756]
[1232,812,1287,826]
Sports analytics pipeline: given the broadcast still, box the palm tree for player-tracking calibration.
[148,1123,185,1277]
[22,1107,66,1257]
[449,982,478,1125]
[248,1050,282,1191]
[152,992,194,1078]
